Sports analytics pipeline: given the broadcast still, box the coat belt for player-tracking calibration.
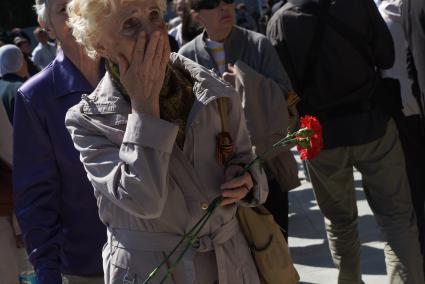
[108,217,240,283]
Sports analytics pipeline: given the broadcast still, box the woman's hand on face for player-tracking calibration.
[220,165,253,206]
[117,30,170,117]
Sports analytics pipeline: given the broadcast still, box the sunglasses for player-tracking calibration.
[193,0,235,10]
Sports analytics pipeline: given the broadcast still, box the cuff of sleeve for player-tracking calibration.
[123,113,179,154]
[36,268,62,284]
[239,164,268,207]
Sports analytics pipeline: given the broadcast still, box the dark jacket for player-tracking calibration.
[402,0,425,114]
[13,51,106,284]
[0,73,25,124]
[267,0,395,149]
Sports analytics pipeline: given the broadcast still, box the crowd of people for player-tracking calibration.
[0,0,425,283]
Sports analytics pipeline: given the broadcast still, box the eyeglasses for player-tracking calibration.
[193,0,235,10]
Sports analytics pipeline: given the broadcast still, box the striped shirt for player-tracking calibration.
[206,38,226,75]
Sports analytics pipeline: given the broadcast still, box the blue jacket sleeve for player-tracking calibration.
[13,91,63,284]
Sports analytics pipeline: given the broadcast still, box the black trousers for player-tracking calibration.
[395,114,425,273]
[264,178,289,241]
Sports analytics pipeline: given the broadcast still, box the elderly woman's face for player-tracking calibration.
[96,0,167,64]
[48,0,78,52]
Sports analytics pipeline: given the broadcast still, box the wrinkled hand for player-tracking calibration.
[222,64,236,88]
[117,31,170,117]
[220,165,253,206]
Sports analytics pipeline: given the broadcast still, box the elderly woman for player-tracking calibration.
[13,0,106,283]
[65,0,268,283]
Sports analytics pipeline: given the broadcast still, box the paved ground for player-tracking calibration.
[288,153,387,284]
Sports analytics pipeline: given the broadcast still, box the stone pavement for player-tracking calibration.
[288,154,387,284]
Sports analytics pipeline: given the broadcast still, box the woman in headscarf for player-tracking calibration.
[65,0,268,283]
[0,44,28,123]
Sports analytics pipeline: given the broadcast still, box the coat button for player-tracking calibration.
[201,202,208,210]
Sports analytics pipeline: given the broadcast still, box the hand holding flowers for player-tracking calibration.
[220,165,253,206]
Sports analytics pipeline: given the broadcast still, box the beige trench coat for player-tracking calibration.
[65,53,268,284]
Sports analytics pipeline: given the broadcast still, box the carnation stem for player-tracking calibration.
[143,196,221,284]
[158,199,219,283]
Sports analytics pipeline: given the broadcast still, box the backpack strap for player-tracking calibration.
[323,12,374,67]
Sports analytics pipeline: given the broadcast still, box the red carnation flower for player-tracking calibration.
[296,115,323,160]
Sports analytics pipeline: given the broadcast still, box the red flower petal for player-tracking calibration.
[297,116,323,160]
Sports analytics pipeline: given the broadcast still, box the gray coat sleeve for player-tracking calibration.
[65,109,179,219]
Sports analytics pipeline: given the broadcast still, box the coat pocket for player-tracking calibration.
[109,246,135,284]
[108,246,175,284]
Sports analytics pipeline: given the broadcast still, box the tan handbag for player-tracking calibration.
[237,206,299,284]
[216,99,300,284]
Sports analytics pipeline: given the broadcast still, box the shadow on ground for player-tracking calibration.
[290,241,386,275]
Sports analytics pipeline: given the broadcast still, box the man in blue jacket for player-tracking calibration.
[13,0,106,283]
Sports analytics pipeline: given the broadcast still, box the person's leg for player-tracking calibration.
[307,147,362,284]
[264,179,289,241]
[0,216,21,284]
[395,114,425,275]
[355,119,424,284]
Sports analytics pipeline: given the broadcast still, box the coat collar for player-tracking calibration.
[193,26,244,74]
[169,52,236,129]
[193,33,217,71]
[223,26,243,64]
[81,71,131,114]
[169,52,234,103]
[81,53,235,116]
[52,50,105,98]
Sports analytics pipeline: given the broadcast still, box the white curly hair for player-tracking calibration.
[67,0,166,59]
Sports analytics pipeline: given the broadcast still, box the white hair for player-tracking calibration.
[67,0,166,59]
[33,0,50,27]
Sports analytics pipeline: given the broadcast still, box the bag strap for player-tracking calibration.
[323,13,375,67]
[273,0,331,95]
[301,0,332,92]
[322,3,384,113]
[217,97,229,133]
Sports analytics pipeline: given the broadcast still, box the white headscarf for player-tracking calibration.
[0,44,24,77]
